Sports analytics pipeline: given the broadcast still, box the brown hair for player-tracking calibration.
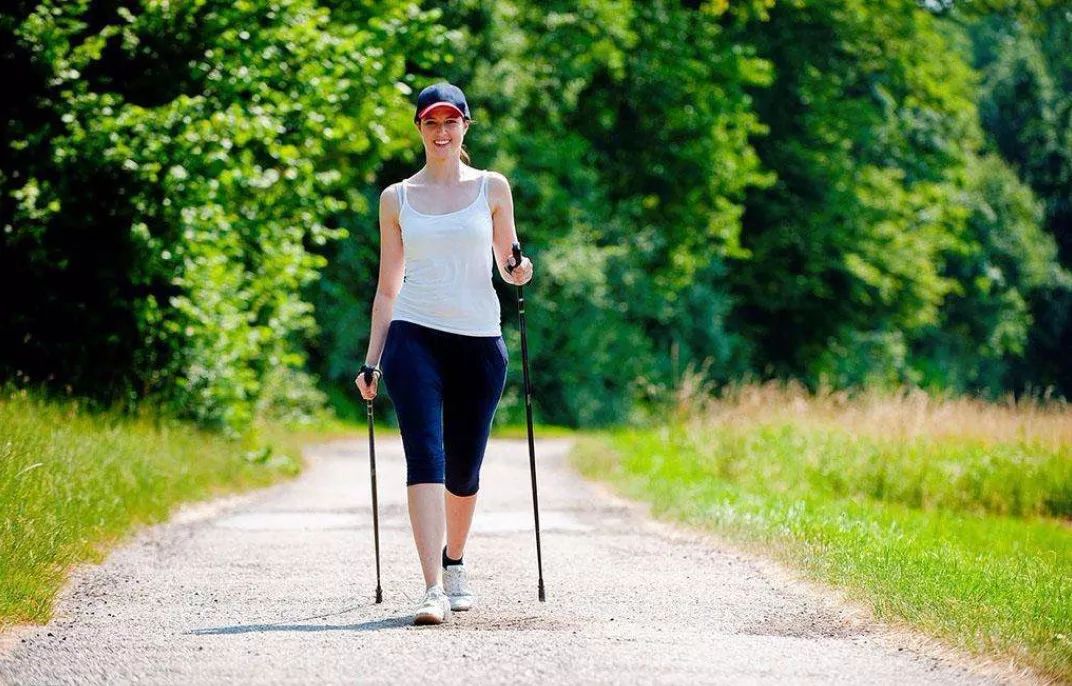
[460,117,473,164]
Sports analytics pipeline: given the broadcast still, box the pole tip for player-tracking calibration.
[375,587,383,604]
[538,581,546,602]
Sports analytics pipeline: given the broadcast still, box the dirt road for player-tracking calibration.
[0,437,1017,684]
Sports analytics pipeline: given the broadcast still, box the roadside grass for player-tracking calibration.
[0,390,308,628]
[572,383,1072,682]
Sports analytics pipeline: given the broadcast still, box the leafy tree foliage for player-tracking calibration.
[962,2,1072,396]
[2,0,1066,430]
[914,154,1067,393]
[1,0,446,431]
[313,0,774,426]
[725,0,982,387]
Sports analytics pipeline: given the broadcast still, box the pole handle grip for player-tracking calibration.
[507,242,522,274]
[360,364,378,386]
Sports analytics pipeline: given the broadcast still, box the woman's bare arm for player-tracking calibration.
[358,186,407,403]
[488,171,532,285]
[363,184,405,367]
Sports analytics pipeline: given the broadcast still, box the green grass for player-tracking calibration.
[572,421,1072,682]
[0,390,307,627]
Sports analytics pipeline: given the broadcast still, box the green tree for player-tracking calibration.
[965,4,1072,396]
[726,0,988,388]
[415,0,769,424]
[913,154,1068,394]
[1,0,446,430]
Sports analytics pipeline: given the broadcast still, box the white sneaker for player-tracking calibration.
[443,564,475,611]
[413,585,451,625]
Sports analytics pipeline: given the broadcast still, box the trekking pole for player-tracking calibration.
[507,242,546,602]
[363,368,384,604]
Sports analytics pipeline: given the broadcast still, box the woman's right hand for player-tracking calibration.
[355,367,381,401]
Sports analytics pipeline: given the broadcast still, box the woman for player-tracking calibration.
[354,82,534,626]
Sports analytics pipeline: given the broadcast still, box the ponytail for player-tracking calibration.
[461,117,473,164]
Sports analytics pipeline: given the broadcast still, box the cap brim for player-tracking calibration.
[417,102,466,120]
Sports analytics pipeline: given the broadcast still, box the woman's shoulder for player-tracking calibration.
[379,181,404,213]
[382,175,412,193]
[382,173,426,198]
[482,169,511,191]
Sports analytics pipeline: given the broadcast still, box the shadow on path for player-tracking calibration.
[187,615,412,635]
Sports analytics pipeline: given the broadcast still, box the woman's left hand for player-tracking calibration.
[506,255,533,286]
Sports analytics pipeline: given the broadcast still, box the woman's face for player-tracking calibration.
[418,107,469,160]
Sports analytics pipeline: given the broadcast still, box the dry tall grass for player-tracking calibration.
[675,375,1072,448]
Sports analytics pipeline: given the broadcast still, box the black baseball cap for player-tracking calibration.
[414,82,471,123]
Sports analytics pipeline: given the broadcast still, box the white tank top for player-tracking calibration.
[390,170,502,336]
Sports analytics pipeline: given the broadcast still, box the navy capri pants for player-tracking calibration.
[379,319,508,496]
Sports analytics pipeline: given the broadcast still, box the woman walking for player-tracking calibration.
[354,82,533,625]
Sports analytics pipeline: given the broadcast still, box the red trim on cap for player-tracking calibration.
[417,101,465,120]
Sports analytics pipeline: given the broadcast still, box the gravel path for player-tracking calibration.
[0,437,1023,685]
